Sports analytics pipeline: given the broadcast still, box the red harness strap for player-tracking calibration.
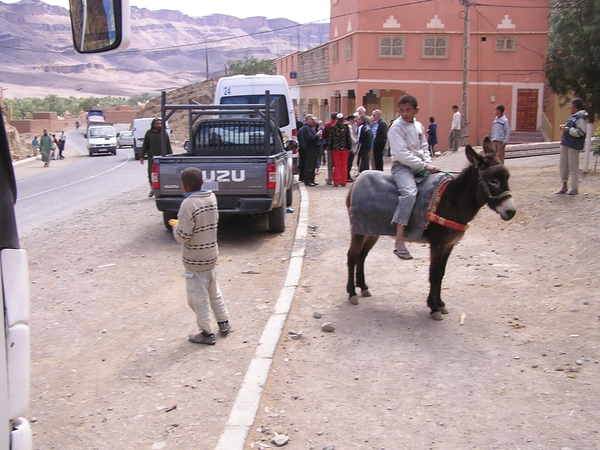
[425,177,469,232]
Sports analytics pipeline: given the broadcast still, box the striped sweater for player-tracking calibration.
[173,191,219,271]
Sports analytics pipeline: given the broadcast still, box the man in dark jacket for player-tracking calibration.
[297,114,322,186]
[356,114,373,173]
[371,109,388,171]
[140,118,172,197]
[322,112,338,185]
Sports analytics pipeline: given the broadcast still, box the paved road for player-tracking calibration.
[14,127,146,235]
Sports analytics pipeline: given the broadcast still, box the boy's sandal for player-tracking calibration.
[555,188,567,194]
[393,249,413,260]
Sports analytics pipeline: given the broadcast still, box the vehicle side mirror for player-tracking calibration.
[286,139,298,151]
[70,0,131,54]
[184,141,189,151]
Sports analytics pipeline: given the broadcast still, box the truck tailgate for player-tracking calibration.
[156,155,271,197]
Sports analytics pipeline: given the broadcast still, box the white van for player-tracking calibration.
[87,124,117,156]
[214,75,297,143]
[131,117,171,160]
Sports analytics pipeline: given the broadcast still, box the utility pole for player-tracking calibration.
[460,0,470,147]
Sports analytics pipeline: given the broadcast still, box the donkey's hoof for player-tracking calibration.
[431,311,443,321]
[361,289,371,298]
[349,296,359,305]
[440,306,449,314]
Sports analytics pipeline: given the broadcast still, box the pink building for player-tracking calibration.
[284,0,549,146]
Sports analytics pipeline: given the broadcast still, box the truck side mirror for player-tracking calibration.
[184,141,189,151]
[70,0,131,54]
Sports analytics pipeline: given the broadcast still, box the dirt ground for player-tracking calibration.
[19,151,600,449]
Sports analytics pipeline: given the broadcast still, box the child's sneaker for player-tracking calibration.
[188,331,216,345]
[218,321,231,334]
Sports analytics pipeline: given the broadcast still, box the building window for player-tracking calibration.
[332,42,339,64]
[345,36,353,61]
[495,36,516,51]
[422,35,448,58]
[379,35,404,58]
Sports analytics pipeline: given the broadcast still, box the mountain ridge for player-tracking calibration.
[0,0,329,98]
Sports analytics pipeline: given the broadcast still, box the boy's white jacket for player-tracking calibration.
[388,118,431,171]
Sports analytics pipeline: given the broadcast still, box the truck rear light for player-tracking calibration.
[267,162,276,189]
[151,162,160,189]
[292,128,297,138]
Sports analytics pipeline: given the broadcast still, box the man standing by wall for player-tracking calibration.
[556,98,587,196]
[371,109,388,171]
[449,105,461,152]
[140,118,172,197]
[491,105,510,163]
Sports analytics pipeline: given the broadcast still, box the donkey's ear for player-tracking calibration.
[482,136,497,158]
[465,144,485,167]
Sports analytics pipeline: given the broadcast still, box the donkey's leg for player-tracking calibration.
[356,236,379,298]
[427,241,456,320]
[347,234,363,304]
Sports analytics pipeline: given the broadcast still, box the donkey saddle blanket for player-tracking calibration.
[349,170,451,241]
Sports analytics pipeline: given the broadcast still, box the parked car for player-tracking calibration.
[117,130,134,148]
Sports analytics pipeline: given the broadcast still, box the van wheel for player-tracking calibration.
[134,152,140,161]
[286,186,293,207]
[163,211,178,230]
[268,205,285,233]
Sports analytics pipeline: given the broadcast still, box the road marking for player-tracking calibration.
[18,156,132,200]
[215,180,309,450]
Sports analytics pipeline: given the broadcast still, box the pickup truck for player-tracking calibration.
[151,93,294,233]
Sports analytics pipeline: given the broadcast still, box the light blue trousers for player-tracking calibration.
[391,163,418,226]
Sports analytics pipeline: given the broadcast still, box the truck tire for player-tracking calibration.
[163,211,178,230]
[134,151,140,161]
[286,186,293,207]
[268,205,285,233]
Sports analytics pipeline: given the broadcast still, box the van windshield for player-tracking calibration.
[220,95,289,128]
[89,127,115,138]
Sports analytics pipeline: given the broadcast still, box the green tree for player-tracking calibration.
[546,0,600,122]
[227,56,273,76]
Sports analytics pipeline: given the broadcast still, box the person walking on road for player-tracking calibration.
[556,98,587,196]
[31,136,39,157]
[490,105,510,163]
[170,167,231,345]
[449,105,461,152]
[140,118,172,197]
[58,131,67,159]
[39,130,53,167]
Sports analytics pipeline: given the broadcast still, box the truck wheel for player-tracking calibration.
[163,211,178,230]
[268,205,286,233]
[286,186,293,207]
[134,151,140,161]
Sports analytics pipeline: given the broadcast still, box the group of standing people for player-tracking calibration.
[296,106,390,187]
[34,130,66,167]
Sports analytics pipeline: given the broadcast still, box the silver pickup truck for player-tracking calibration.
[152,95,294,232]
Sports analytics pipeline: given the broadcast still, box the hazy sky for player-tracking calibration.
[7,0,331,24]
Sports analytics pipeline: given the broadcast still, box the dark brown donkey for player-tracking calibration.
[346,138,516,320]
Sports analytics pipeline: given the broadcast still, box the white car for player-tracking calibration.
[117,130,134,148]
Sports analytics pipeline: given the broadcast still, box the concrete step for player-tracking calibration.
[509,131,545,144]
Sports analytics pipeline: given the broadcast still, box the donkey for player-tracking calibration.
[346,138,516,320]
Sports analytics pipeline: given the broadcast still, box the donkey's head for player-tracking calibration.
[466,136,516,221]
